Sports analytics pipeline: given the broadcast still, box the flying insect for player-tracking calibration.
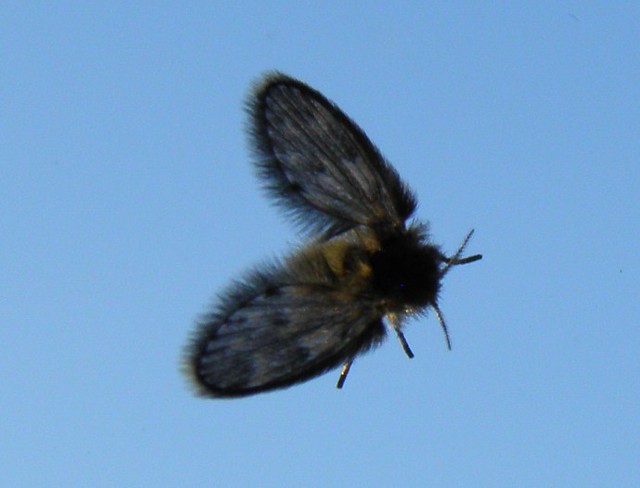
[184,73,482,398]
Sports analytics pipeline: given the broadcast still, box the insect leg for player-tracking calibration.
[387,314,414,358]
[336,359,353,389]
[432,302,452,350]
[395,329,415,358]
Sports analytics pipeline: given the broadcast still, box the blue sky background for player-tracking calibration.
[2,2,639,487]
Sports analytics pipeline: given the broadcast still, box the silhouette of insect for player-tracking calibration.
[184,72,482,398]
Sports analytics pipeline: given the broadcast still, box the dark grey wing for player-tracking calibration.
[185,263,386,398]
[248,72,417,239]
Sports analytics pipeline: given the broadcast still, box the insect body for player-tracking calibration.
[184,73,482,397]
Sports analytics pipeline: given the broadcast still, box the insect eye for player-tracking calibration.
[370,243,441,308]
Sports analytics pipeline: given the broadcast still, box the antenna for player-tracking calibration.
[440,229,482,277]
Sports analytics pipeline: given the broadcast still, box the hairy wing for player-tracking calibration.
[185,263,386,398]
[248,72,417,238]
